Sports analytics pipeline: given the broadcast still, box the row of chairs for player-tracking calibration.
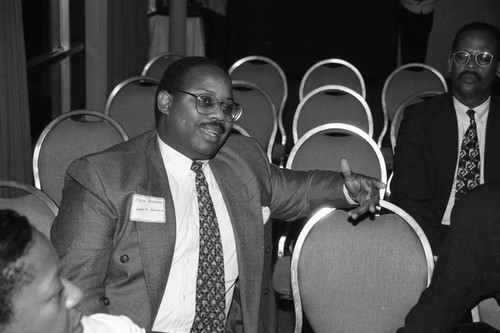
[227,55,449,148]
[109,52,448,171]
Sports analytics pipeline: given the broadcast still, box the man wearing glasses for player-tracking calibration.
[392,21,500,257]
[51,57,384,333]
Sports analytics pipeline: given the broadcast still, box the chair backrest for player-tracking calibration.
[291,200,434,333]
[0,180,59,239]
[232,80,278,162]
[33,110,128,205]
[105,76,160,139]
[287,123,387,198]
[292,85,373,144]
[378,63,448,147]
[299,58,366,100]
[390,89,444,152]
[141,52,184,79]
[472,298,500,330]
[229,55,288,147]
[231,123,251,138]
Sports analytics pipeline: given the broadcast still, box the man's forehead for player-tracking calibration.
[181,66,231,94]
[184,64,228,81]
[458,30,495,47]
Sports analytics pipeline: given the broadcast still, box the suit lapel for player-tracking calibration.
[484,97,500,182]
[437,96,459,191]
[135,135,177,325]
[210,156,264,333]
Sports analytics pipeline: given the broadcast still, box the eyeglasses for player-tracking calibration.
[452,51,496,67]
[173,89,243,122]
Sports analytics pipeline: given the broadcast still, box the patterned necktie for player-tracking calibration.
[455,110,481,201]
[190,161,226,333]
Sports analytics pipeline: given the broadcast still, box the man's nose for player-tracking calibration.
[208,102,227,121]
[466,56,479,69]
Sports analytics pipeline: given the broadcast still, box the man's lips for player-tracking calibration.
[199,122,226,137]
[459,71,481,83]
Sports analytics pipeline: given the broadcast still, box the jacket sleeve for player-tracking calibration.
[51,158,118,315]
[391,107,448,254]
[268,163,350,221]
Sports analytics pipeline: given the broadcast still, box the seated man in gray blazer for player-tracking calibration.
[51,56,385,333]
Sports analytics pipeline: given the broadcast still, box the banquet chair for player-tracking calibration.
[471,298,500,330]
[231,123,251,138]
[390,89,444,153]
[292,85,373,144]
[287,123,387,193]
[283,122,387,255]
[229,55,288,150]
[378,63,448,147]
[274,123,388,323]
[232,80,278,162]
[291,200,434,333]
[299,58,366,100]
[105,76,160,139]
[141,52,184,79]
[0,180,59,239]
[33,110,129,205]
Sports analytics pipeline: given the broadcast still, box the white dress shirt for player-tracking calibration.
[152,136,238,332]
[441,97,489,225]
[82,314,146,333]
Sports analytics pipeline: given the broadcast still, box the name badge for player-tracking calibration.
[130,194,166,223]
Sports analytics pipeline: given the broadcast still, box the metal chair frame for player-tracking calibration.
[141,52,184,79]
[378,62,448,147]
[291,200,434,333]
[287,123,387,198]
[33,110,128,202]
[229,55,288,148]
[292,84,373,144]
[232,79,278,162]
[390,89,444,153]
[299,58,366,100]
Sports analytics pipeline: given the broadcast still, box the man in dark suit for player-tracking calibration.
[392,21,500,256]
[398,183,500,332]
[51,57,384,333]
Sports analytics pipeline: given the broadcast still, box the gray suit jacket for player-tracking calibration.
[52,130,350,333]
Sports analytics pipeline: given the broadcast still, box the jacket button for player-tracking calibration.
[264,288,269,295]
[120,254,129,263]
[265,246,271,253]
[100,296,110,306]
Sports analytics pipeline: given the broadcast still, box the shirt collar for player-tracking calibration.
[157,135,209,180]
[453,96,490,120]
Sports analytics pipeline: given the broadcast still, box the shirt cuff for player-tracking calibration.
[82,314,146,333]
[343,184,357,205]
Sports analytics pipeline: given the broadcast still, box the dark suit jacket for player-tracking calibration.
[392,93,500,255]
[52,130,351,333]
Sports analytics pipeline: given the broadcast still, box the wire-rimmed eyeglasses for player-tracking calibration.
[452,51,496,67]
[173,89,243,123]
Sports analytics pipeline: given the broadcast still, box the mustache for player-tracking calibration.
[200,121,226,133]
[459,71,482,82]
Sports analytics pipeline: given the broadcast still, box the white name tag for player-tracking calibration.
[130,194,166,223]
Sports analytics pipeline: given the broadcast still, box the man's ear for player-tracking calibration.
[447,56,453,74]
[157,90,172,115]
[496,61,500,78]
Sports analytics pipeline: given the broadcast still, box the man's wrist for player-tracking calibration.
[343,185,357,205]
